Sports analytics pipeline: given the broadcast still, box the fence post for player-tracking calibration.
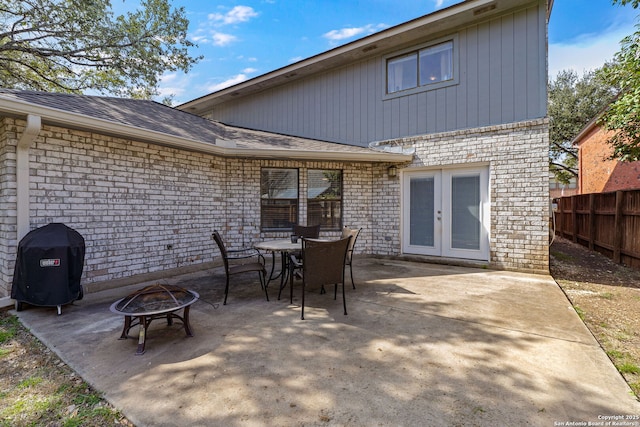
[589,194,596,250]
[554,197,564,237]
[571,196,578,243]
[613,191,624,264]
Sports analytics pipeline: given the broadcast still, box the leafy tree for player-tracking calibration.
[598,0,640,160]
[548,69,618,183]
[613,0,640,6]
[0,0,201,98]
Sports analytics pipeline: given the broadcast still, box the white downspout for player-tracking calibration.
[16,114,41,240]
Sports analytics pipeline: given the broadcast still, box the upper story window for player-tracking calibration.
[387,39,454,94]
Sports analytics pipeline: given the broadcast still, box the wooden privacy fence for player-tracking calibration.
[554,190,640,269]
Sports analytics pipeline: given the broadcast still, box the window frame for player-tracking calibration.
[306,169,343,231]
[383,34,458,100]
[260,167,299,231]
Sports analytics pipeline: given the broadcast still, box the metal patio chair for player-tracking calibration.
[288,236,352,320]
[212,230,268,305]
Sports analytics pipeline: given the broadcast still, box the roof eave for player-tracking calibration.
[216,147,413,162]
[0,96,412,163]
[571,115,602,147]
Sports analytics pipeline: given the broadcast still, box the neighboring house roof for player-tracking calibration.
[0,89,412,162]
[570,108,640,194]
[179,0,546,115]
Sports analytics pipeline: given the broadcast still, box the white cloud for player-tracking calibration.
[323,24,388,44]
[157,85,185,98]
[206,74,249,92]
[195,6,258,47]
[289,56,304,63]
[191,35,208,43]
[160,72,178,83]
[548,26,631,79]
[324,27,365,41]
[212,32,237,46]
[242,67,258,73]
[208,6,258,25]
[156,72,192,102]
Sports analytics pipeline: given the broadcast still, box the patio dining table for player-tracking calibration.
[254,239,302,299]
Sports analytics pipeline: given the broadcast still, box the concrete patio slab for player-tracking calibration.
[12,258,640,426]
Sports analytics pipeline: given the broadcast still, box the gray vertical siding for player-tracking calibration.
[208,4,546,146]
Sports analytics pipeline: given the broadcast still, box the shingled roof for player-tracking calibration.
[1,89,230,140]
[0,89,412,162]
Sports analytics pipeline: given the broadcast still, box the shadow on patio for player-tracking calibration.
[13,257,640,426]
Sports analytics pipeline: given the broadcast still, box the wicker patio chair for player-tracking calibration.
[292,224,320,239]
[340,226,362,289]
[290,224,321,261]
[288,236,351,320]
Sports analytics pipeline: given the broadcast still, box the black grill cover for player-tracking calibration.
[11,223,85,307]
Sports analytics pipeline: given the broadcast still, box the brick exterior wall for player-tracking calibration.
[0,117,549,299]
[250,160,378,252]
[387,118,550,273]
[577,126,640,194]
[0,118,386,298]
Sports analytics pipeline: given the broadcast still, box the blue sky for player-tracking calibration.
[548,0,637,77]
[143,0,639,104]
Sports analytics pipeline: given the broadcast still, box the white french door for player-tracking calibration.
[403,171,442,256]
[402,166,489,261]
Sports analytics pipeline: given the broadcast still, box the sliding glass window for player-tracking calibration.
[387,39,454,94]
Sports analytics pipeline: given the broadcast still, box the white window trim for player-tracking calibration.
[400,163,490,261]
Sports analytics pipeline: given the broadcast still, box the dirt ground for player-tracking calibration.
[550,236,640,396]
[0,310,134,426]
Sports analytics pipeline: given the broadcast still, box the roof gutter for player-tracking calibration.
[214,146,412,161]
[1,97,412,163]
[16,114,41,240]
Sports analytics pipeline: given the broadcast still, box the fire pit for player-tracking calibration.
[110,284,199,355]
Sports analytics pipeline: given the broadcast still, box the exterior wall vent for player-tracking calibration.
[474,3,496,15]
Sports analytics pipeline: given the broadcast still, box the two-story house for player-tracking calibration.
[180,0,551,271]
[0,0,551,302]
